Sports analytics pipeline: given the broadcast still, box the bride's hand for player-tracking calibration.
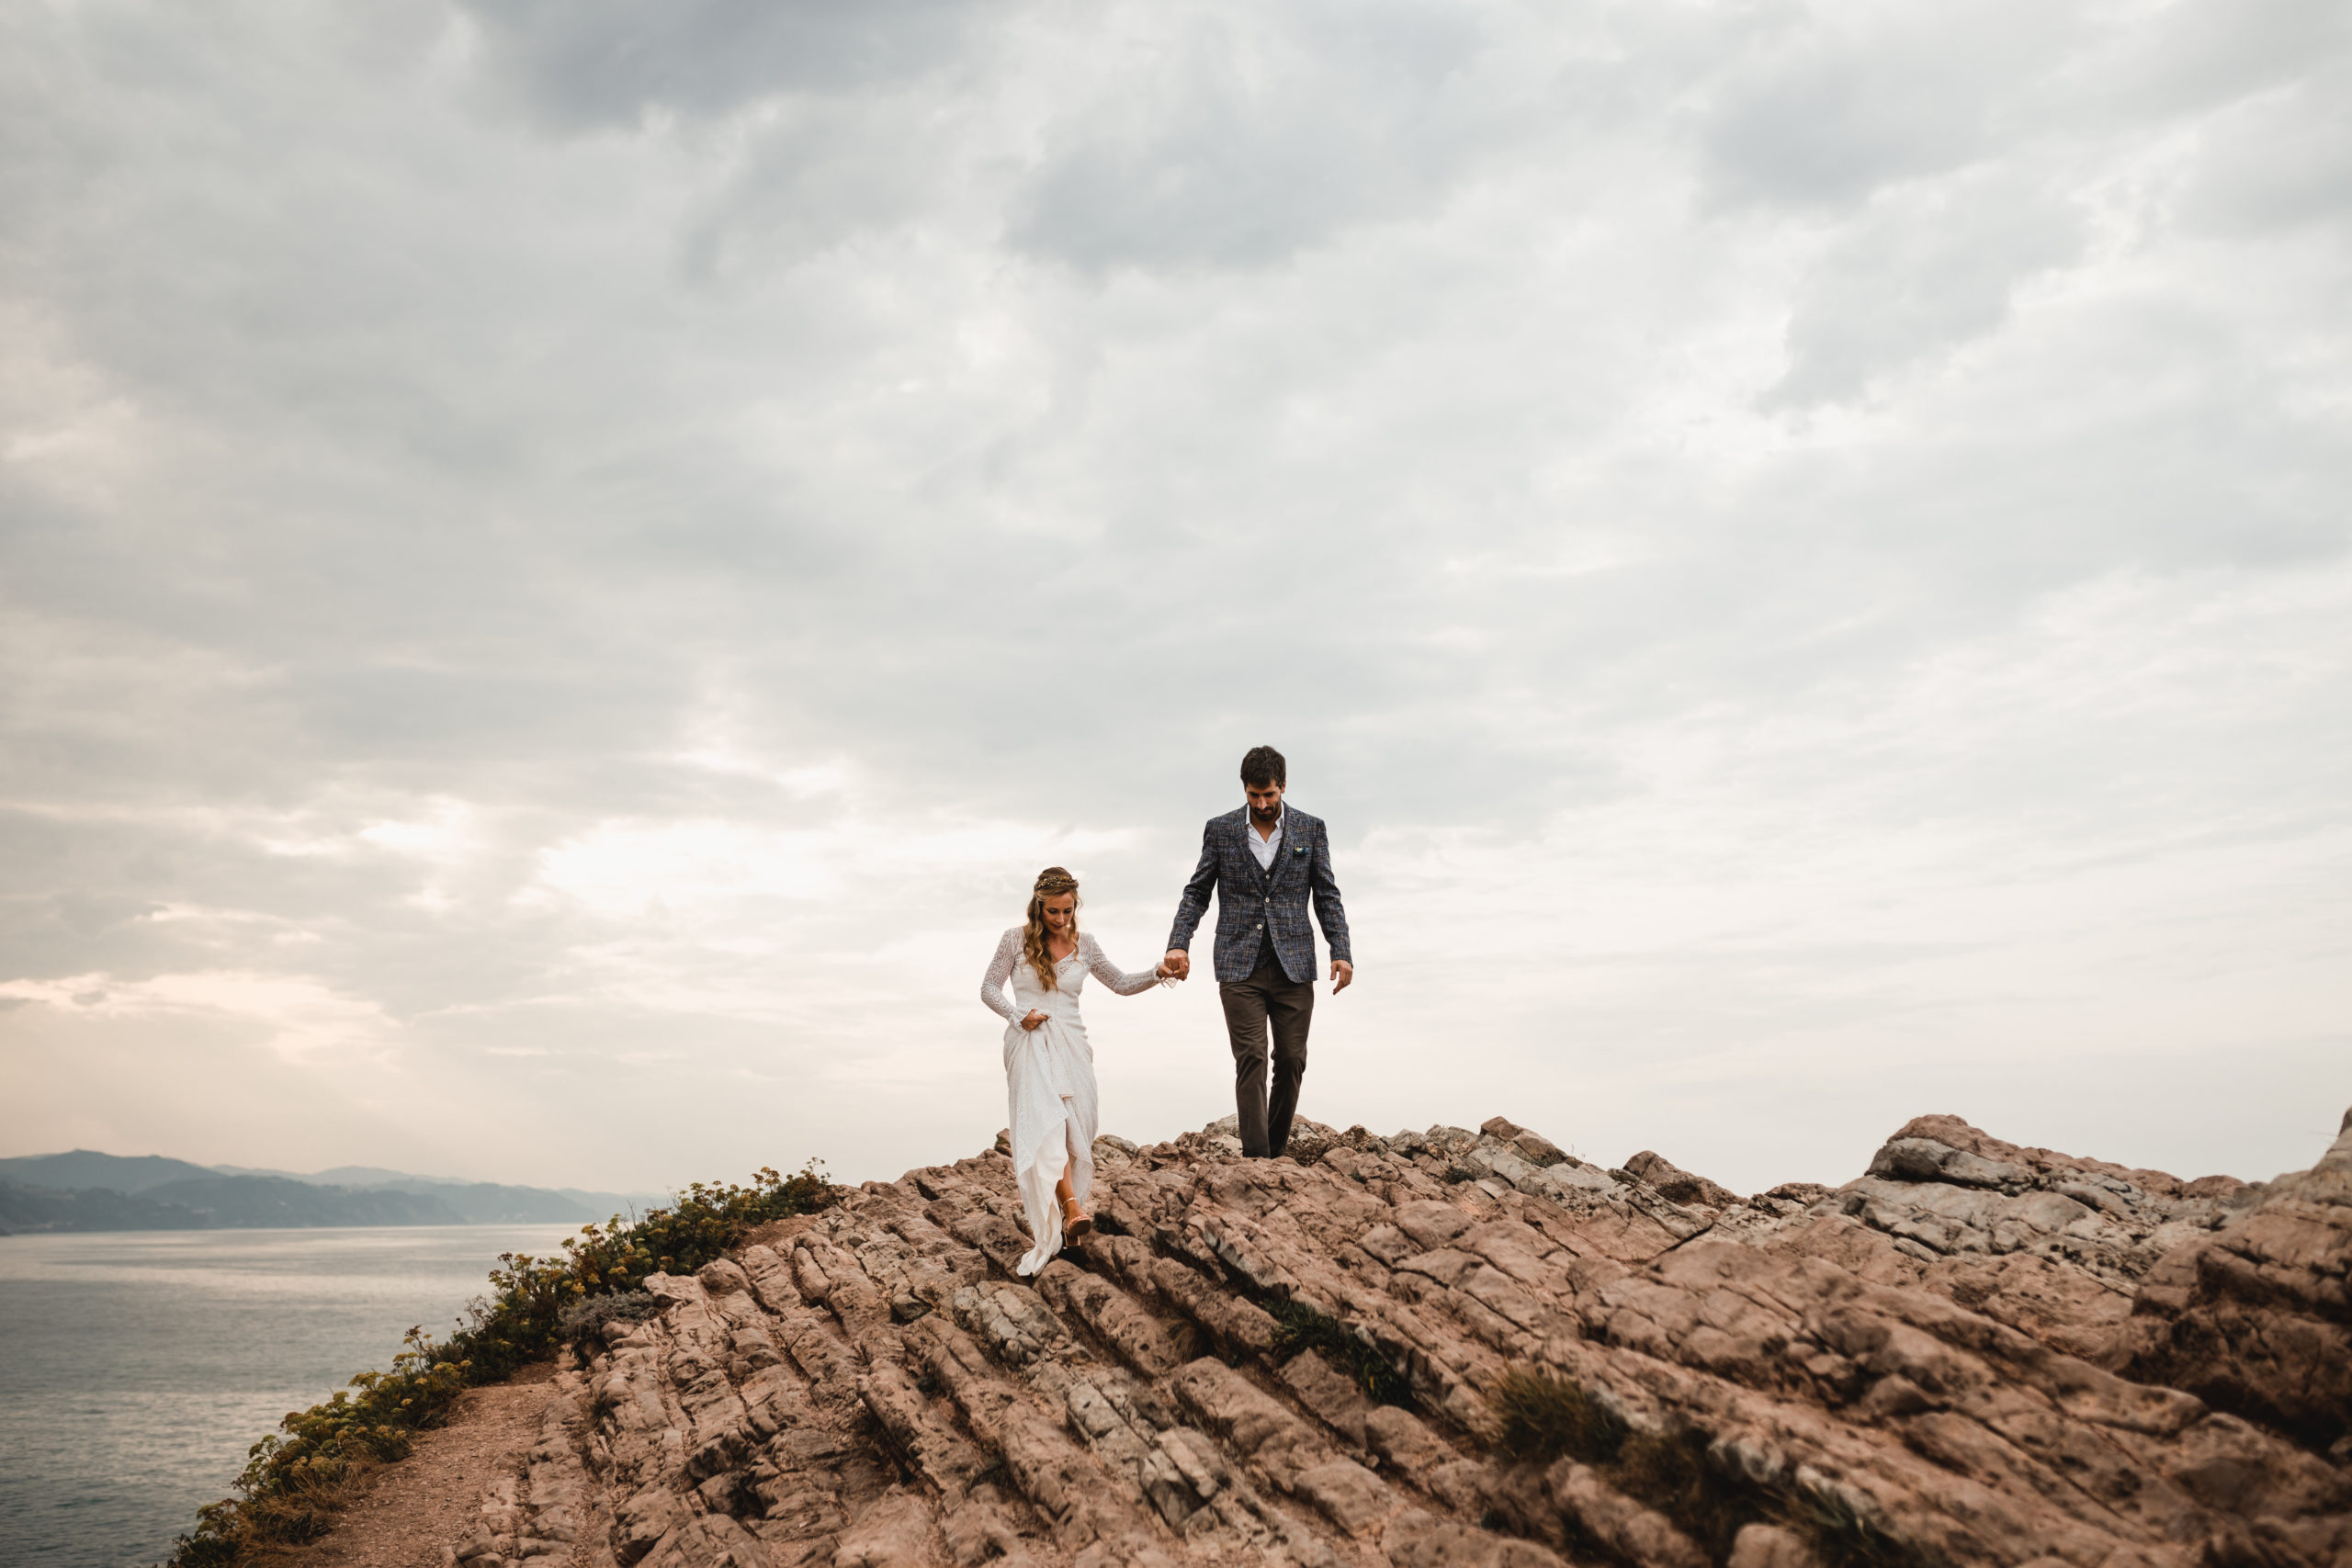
[1021,1010,1048,1032]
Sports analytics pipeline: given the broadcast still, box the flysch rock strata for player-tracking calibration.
[460,1111,2352,1568]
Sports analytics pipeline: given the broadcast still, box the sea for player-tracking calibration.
[0,1224,583,1568]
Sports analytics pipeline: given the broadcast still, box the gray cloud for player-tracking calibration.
[1010,1,1496,270]
[1697,0,2081,210]
[458,0,987,126]
[2099,0,2351,121]
[2180,70,2352,234]
[1763,174,2084,407]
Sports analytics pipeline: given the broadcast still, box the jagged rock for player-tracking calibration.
[2121,1107,2352,1452]
[482,1115,2352,1568]
[1477,1118,1573,1172]
[1619,1151,1740,1210]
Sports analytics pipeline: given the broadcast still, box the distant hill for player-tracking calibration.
[0,1180,208,1233]
[0,1148,672,1232]
[0,1151,220,1194]
[199,1160,664,1218]
[139,1176,465,1228]
[211,1163,424,1186]
[340,1180,599,1224]
[0,1175,465,1232]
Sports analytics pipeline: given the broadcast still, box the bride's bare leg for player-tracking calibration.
[1056,1150,1092,1238]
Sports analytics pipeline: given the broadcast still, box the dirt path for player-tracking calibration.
[290,1360,560,1568]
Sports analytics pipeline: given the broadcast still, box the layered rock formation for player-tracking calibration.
[458,1111,2352,1568]
[2123,1109,2352,1457]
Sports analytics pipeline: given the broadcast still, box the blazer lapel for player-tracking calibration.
[1233,809,1272,892]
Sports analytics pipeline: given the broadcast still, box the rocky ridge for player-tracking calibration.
[447,1111,2352,1568]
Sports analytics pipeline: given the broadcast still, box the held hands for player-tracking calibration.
[1021,1010,1048,1032]
[1154,950,1347,988]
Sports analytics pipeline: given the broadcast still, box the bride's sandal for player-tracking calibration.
[1060,1197,1093,1240]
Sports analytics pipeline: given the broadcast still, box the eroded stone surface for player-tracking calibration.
[2121,1109,2352,1456]
[488,1117,2351,1568]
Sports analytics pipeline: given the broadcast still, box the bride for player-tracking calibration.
[980,866,1174,1275]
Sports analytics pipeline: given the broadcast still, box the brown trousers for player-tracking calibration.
[1219,949,1316,1157]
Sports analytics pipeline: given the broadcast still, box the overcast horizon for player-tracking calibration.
[3,0,2347,1201]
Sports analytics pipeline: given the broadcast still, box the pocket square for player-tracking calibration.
[1291,844,1306,856]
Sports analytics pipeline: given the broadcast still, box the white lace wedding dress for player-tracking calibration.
[980,928,1163,1275]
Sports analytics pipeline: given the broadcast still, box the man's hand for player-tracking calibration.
[1021,1010,1048,1032]
[1330,959,1353,993]
[1163,949,1191,981]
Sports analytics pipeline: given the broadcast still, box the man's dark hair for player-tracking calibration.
[1239,745,1287,789]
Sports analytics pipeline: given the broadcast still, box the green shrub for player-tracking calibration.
[556,1289,660,1349]
[169,1162,834,1567]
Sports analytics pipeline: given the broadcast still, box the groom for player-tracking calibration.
[1163,745,1353,1159]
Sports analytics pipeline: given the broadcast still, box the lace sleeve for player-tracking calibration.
[981,928,1027,1024]
[1083,933,1166,997]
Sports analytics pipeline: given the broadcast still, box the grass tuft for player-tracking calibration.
[1490,1366,1627,1465]
[1267,1298,1417,1407]
[1790,1483,1941,1568]
[1487,1366,1944,1568]
[1611,1428,1756,1562]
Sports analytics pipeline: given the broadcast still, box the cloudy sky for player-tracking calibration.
[2,0,2346,1200]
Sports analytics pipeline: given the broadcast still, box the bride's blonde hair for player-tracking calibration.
[1023,866,1081,990]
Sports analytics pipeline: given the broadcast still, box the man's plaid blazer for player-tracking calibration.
[1166,806,1352,985]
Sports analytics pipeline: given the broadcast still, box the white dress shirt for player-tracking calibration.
[1246,805,1284,870]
